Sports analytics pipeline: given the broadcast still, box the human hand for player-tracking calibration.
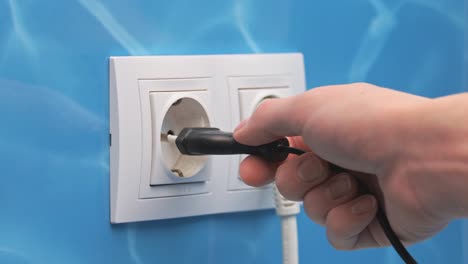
[234,83,468,250]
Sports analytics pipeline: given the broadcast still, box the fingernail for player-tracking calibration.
[297,155,325,183]
[351,196,376,215]
[234,119,248,133]
[326,174,351,200]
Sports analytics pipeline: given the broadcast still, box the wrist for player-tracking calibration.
[393,93,468,219]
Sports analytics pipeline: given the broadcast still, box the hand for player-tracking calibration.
[234,83,468,250]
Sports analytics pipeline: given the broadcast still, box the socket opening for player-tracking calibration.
[160,97,210,178]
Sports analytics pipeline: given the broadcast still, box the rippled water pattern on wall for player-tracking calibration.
[0,0,466,263]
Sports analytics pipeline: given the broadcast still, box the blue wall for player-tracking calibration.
[0,0,466,263]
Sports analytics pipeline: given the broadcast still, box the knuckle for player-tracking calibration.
[351,82,375,89]
[275,179,297,201]
[276,161,313,201]
[274,178,287,196]
[326,231,350,250]
[325,216,354,250]
[275,164,288,188]
[327,173,359,200]
[297,153,327,183]
[303,191,326,225]
[326,209,350,238]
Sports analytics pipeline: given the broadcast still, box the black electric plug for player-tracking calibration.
[174,127,290,163]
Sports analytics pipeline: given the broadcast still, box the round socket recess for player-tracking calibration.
[160,97,210,178]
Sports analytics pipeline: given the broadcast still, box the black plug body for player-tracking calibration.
[175,127,289,162]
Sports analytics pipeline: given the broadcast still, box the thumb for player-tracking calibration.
[233,83,418,174]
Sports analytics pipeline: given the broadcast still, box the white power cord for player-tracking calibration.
[273,185,300,264]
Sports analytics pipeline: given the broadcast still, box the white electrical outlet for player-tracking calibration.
[228,76,294,191]
[110,54,305,223]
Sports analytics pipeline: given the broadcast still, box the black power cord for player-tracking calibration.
[171,127,417,264]
[277,145,417,264]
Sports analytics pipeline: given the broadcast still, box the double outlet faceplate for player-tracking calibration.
[110,54,305,223]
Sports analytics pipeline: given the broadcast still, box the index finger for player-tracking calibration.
[233,96,308,146]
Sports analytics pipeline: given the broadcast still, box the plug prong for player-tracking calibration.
[161,133,178,144]
[167,135,177,144]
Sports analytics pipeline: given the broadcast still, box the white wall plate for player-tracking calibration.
[110,53,305,223]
